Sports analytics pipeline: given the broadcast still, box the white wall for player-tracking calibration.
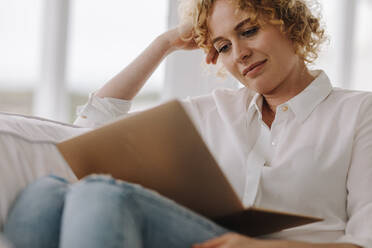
[0,0,371,121]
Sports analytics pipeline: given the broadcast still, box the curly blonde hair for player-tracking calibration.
[179,0,326,63]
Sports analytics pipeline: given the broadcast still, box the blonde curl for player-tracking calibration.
[178,0,326,64]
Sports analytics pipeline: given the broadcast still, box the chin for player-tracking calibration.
[244,80,275,94]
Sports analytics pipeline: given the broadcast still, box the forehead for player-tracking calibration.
[207,0,253,39]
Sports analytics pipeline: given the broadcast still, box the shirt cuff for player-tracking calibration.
[74,92,132,128]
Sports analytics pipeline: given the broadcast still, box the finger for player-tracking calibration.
[206,47,219,65]
[211,50,219,64]
[192,239,225,248]
[193,233,234,248]
[206,49,215,64]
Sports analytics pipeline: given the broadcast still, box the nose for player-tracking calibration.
[233,40,252,64]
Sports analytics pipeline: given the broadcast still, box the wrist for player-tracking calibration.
[157,29,179,55]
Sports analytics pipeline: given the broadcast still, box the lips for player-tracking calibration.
[243,59,268,76]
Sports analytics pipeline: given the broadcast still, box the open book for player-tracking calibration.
[57,100,322,237]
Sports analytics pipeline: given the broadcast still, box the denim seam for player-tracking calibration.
[129,193,148,245]
[115,187,147,247]
[47,174,70,184]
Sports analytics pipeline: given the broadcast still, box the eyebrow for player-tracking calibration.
[211,17,251,45]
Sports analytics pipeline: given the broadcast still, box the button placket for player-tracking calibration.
[243,160,263,206]
[242,130,266,206]
[270,126,280,150]
[270,106,289,148]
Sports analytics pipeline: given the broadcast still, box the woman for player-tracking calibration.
[3,0,372,247]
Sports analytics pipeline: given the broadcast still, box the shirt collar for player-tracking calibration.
[246,70,333,123]
[247,92,263,119]
[286,70,333,123]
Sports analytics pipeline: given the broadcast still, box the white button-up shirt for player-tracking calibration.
[75,70,372,247]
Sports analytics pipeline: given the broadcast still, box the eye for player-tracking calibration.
[216,43,231,53]
[241,26,259,37]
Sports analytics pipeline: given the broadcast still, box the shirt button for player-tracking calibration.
[271,141,276,146]
[281,105,288,112]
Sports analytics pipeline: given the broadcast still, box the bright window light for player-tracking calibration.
[352,0,372,91]
[66,0,168,94]
[0,0,42,89]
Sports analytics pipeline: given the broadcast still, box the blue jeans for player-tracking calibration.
[3,175,229,248]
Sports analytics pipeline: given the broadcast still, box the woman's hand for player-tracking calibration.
[95,22,219,101]
[163,23,219,64]
[164,23,198,51]
[192,233,289,248]
[192,233,361,248]
[205,46,219,65]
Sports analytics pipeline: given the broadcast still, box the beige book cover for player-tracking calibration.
[57,100,322,237]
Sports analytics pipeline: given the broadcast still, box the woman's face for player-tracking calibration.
[207,0,301,95]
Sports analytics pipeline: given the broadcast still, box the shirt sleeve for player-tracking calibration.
[72,92,208,131]
[335,94,372,248]
[73,93,132,128]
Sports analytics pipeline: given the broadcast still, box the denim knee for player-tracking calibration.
[3,175,69,248]
[73,174,225,233]
[61,175,228,248]
[59,175,145,248]
[75,175,226,234]
[64,174,144,220]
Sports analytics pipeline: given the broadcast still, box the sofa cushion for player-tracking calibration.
[0,112,90,231]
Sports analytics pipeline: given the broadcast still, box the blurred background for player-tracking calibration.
[0,0,371,123]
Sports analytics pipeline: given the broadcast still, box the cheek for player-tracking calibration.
[220,56,239,76]
[263,40,297,73]
[275,49,299,74]
[271,38,297,64]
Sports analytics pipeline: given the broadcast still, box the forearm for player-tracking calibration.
[95,32,174,100]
